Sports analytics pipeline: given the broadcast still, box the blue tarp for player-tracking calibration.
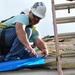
[0,57,45,72]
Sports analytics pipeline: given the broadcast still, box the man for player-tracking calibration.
[0,2,48,62]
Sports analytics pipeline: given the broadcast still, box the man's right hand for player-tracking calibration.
[26,46,38,58]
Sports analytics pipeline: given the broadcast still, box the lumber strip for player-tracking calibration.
[56,16,75,24]
[55,2,75,10]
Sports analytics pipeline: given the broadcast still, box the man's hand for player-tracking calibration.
[41,49,48,57]
[30,49,38,58]
[26,45,38,58]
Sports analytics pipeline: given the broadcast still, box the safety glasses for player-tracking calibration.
[32,13,41,20]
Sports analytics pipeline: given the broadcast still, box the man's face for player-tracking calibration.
[30,12,42,25]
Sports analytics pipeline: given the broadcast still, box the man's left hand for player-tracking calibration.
[41,49,48,57]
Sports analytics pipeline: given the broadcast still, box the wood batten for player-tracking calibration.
[56,16,75,24]
[55,2,75,10]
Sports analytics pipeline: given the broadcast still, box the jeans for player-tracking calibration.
[0,27,32,62]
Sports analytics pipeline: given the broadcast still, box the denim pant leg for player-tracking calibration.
[5,27,32,61]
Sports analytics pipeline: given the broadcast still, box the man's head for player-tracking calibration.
[31,2,46,19]
[21,2,46,25]
[29,2,46,25]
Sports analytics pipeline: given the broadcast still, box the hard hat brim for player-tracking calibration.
[31,9,45,19]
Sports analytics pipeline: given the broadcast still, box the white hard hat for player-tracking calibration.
[31,2,46,18]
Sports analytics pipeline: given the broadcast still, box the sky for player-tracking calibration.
[0,0,75,37]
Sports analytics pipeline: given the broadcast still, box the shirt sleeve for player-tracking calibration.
[13,14,29,26]
[29,29,40,42]
[2,14,29,27]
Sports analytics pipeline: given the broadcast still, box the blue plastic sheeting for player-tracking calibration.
[0,57,45,72]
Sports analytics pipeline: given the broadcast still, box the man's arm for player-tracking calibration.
[34,38,48,56]
[15,22,37,57]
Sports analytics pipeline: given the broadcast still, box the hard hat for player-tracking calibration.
[31,2,46,18]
